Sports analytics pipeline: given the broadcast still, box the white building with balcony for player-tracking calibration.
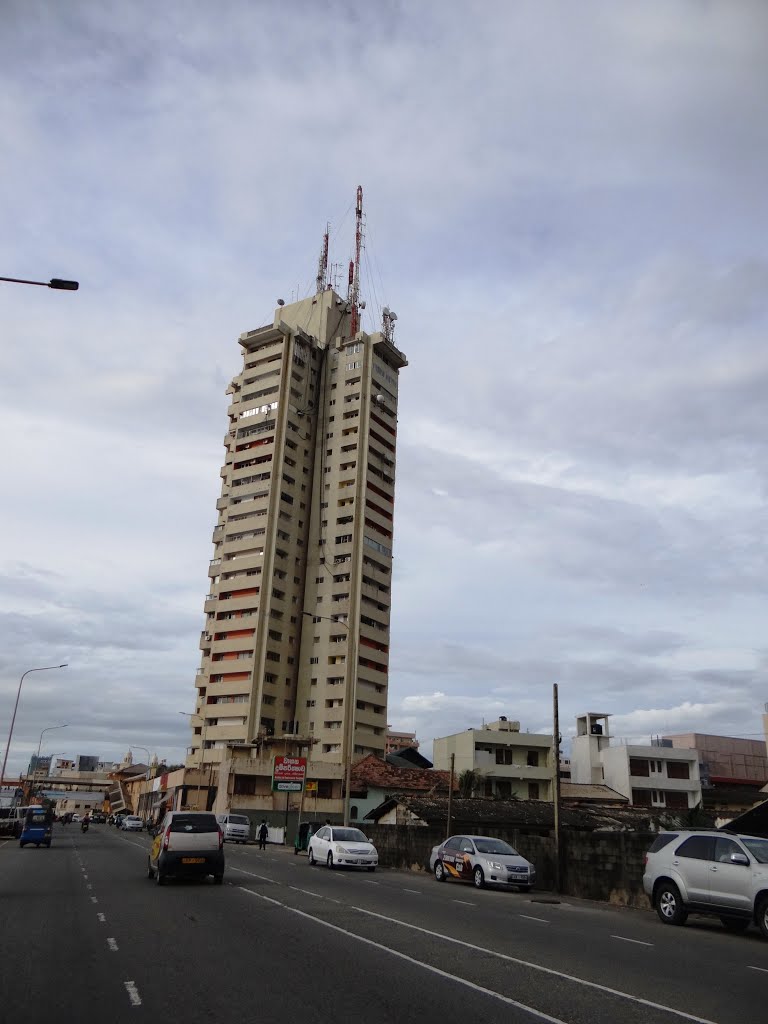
[571,713,702,810]
[432,718,553,800]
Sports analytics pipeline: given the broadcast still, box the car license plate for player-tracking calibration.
[182,857,205,864]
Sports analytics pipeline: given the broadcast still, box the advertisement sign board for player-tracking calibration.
[272,756,307,792]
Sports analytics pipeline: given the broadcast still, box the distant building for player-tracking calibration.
[571,713,701,810]
[661,732,768,787]
[432,718,554,801]
[385,728,419,754]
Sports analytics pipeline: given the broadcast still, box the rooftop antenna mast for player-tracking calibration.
[316,223,330,294]
[347,185,364,336]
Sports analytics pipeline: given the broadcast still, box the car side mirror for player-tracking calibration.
[730,853,749,866]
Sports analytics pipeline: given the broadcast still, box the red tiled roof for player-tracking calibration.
[350,754,453,795]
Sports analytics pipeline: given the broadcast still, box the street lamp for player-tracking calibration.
[29,723,69,792]
[178,711,208,810]
[0,664,68,787]
[0,275,79,290]
[302,611,358,826]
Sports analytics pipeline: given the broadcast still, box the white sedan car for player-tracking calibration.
[307,825,378,871]
[430,834,536,891]
[120,815,145,832]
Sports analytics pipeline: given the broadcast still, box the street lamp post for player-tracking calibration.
[28,723,69,797]
[303,611,358,826]
[0,275,79,290]
[0,664,68,788]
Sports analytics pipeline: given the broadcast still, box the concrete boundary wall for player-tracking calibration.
[363,824,654,909]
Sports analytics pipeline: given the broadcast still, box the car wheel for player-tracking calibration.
[155,869,165,886]
[19,841,25,848]
[655,882,687,925]
[720,917,749,933]
[327,852,335,870]
[434,861,446,882]
[367,866,376,873]
[757,897,768,940]
[308,847,316,865]
[473,866,485,889]
[45,842,51,849]
[213,875,224,885]
[147,859,154,879]
[519,885,531,893]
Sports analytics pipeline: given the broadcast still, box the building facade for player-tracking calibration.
[432,718,554,800]
[385,728,420,753]
[189,285,407,776]
[571,713,702,810]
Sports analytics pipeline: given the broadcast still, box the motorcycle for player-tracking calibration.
[81,820,89,833]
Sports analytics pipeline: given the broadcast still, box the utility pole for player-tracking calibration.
[446,752,455,839]
[552,683,562,893]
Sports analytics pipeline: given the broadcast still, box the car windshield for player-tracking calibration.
[741,837,768,864]
[332,828,368,843]
[474,838,517,856]
[229,815,250,825]
[169,814,219,833]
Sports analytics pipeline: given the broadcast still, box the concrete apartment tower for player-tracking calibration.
[188,198,406,778]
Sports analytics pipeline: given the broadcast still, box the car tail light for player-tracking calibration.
[218,828,224,850]
[163,828,171,851]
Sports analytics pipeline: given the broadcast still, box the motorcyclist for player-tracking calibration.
[81,814,90,833]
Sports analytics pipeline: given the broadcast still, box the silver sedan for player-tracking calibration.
[430,834,535,890]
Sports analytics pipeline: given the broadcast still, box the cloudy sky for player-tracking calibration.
[1,1,767,774]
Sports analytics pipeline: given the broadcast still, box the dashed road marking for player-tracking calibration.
[107,938,119,952]
[519,914,549,923]
[124,981,142,1006]
[403,889,421,894]
[86,884,92,890]
[610,935,653,947]
[97,913,106,923]
[90,897,98,904]
[452,899,475,906]
[747,965,768,974]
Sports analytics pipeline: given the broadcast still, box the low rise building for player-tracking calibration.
[571,713,702,810]
[432,718,554,801]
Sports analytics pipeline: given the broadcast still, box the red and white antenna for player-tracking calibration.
[316,223,329,294]
[347,185,364,336]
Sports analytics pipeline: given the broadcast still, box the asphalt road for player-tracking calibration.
[1,826,766,1024]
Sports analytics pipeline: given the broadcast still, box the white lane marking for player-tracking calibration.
[519,914,549,924]
[90,897,98,904]
[86,884,92,890]
[403,889,421,894]
[363,879,380,884]
[97,913,106,923]
[345,904,719,1024]
[747,965,768,974]
[229,866,276,883]
[288,887,323,898]
[452,899,475,906]
[241,887,567,1024]
[124,981,142,1006]
[107,938,119,952]
[611,935,653,947]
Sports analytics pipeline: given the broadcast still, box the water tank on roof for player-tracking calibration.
[590,723,603,735]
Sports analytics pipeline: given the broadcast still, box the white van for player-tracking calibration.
[216,813,251,844]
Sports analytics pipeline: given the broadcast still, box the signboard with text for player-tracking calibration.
[272,756,307,792]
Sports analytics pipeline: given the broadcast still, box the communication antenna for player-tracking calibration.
[382,306,398,343]
[316,223,329,294]
[347,185,364,336]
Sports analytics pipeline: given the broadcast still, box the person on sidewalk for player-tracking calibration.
[257,820,268,850]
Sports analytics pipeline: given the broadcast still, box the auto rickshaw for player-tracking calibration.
[294,820,321,854]
[19,806,53,848]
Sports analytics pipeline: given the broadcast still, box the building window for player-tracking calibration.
[495,748,514,765]
[629,758,650,777]
[526,750,539,768]
[666,761,690,780]
[528,782,540,800]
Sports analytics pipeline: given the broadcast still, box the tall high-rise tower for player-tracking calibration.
[188,216,407,778]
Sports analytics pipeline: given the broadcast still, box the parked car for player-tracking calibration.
[216,813,251,844]
[643,830,768,938]
[121,815,144,832]
[147,811,224,886]
[307,826,378,871]
[430,835,536,891]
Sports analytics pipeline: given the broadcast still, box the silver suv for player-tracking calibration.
[643,830,768,938]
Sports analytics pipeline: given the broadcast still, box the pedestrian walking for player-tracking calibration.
[258,819,268,850]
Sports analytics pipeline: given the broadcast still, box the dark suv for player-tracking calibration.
[643,830,768,938]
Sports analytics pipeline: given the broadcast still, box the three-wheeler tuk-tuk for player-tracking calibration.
[19,806,53,848]
[294,820,321,854]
